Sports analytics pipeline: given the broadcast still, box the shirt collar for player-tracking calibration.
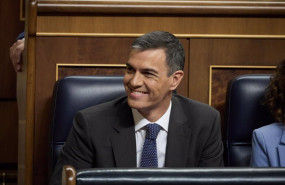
[133,101,172,132]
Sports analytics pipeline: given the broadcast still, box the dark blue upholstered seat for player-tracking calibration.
[224,74,275,166]
[49,76,126,172]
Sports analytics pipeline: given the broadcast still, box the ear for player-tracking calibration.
[170,70,184,91]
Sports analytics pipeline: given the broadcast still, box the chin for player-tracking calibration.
[127,98,147,109]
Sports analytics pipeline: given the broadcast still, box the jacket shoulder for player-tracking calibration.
[253,122,283,140]
[173,94,219,115]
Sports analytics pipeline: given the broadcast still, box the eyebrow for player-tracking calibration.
[126,63,132,68]
[126,63,159,75]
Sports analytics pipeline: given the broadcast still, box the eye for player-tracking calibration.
[125,66,135,73]
[144,72,152,76]
[143,71,156,77]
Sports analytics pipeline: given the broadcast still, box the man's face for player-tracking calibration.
[124,48,178,116]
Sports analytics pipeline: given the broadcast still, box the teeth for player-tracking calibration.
[131,89,145,94]
[133,91,144,94]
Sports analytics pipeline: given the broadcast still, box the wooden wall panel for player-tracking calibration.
[18,1,285,185]
[57,65,126,79]
[0,0,24,184]
[37,16,285,35]
[189,39,285,104]
[0,101,18,162]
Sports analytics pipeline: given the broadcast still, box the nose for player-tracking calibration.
[129,72,143,87]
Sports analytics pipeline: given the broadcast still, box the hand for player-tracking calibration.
[10,38,25,72]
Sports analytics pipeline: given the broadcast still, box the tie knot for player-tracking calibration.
[145,123,161,140]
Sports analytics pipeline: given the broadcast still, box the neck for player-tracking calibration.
[138,94,172,122]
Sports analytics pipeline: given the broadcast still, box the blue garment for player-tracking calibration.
[16,32,25,40]
[250,122,285,167]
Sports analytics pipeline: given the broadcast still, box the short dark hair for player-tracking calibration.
[131,31,185,76]
[264,58,285,123]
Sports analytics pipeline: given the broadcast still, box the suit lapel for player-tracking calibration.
[277,128,285,167]
[110,99,137,167]
[165,96,192,167]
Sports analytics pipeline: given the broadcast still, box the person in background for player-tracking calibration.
[50,30,224,185]
[9,32,25,72]
[251,58,285,167]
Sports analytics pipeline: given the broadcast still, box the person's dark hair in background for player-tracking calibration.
[131,31,184,76]
[264,59,285,123]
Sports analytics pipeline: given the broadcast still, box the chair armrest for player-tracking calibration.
[62,165,76,185]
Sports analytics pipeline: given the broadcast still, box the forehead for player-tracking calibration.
[128,48,167,66]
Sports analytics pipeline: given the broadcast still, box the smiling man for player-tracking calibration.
[124,48,183,122]
[50,31,224,185]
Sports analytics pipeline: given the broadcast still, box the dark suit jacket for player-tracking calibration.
[50,94,224,185]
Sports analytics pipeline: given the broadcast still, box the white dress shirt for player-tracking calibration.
[132,101,172,167]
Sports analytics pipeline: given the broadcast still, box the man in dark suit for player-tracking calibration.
[50,31,224,185]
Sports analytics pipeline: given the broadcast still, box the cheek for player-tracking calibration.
[145,80,158,89]
[158,81,172,93]
[147,81,167,94]
[123,75,130,84]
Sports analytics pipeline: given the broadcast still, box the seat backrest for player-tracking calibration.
[224,74,275,166]
[49,76,126,171]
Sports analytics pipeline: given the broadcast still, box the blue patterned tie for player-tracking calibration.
[140,123,161,167]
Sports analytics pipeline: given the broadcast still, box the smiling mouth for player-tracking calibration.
[129,87,148,94]
[132,91,147,95]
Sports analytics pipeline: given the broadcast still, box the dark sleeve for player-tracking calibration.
[16,32,25,40]
[49,112,95,185]
[198,111,224,167]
